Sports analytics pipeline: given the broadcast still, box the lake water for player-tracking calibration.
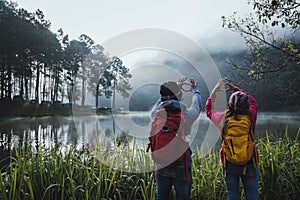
[0,112,299,153]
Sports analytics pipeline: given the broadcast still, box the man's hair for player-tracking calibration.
[160,81,182,101]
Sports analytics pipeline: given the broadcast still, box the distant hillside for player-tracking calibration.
[129,84,160,111]
[125,47,299,112]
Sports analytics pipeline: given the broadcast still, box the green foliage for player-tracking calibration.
[0,129,299,199]
[0,140,156,200]
[221,0,300,109]
[191,148,226,199]
[251,0,300,29]
[258,129,300,199]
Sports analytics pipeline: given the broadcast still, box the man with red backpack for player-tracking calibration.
[148,78,201,200]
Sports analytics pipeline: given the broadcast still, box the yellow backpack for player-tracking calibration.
[221,115,259,176]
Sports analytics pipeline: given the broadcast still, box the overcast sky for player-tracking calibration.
[15,0,253,52]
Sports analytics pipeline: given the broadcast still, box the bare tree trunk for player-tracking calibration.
[96,83,99,110]
[35,65,40,103]
[29,76,33,100]
[24,76,29,101]
[61,85,64,103]
[53,76,58,102]
[68,81,73,104]
[42,64,48,102]
[81,78,85,106]
[7,58,12,99]
[42,84,46,102]
[1,52,5,98]
[112,79,116,110]
[20,74,24,96]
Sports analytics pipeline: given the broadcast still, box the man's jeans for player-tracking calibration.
[223,161,259,200]
[155,159,192,200]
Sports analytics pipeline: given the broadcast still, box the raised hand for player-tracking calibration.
[212,79,224,94]
[223,78,235,91]
[189,78,198,90]
[177,77,188,91]
[178,77,198,92]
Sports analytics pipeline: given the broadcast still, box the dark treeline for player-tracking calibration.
[0,1,131,111]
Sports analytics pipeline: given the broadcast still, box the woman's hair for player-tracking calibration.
[222,91,250,135]
[227,91,250,118]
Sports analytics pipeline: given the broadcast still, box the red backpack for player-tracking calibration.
[147,108,189,167]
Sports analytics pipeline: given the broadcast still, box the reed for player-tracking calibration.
[258,128,300,199]
[0,128,299,199]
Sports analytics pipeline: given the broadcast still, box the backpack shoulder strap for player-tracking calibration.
[247,116,255,142]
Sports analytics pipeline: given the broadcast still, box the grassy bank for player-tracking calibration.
[0,129,299,200]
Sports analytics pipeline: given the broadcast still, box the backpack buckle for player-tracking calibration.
[161,125,169,132]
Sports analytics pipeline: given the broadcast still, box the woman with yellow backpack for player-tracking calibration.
[206,79,259,200]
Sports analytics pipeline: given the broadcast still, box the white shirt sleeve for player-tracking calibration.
[185,88,202,121]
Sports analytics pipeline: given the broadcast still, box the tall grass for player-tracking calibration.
[258,129,300,199]
[0,128,299,199]
[191,147,226,199]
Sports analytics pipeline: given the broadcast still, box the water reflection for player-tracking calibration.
[256,112,300,136]
[0,112,299,153]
